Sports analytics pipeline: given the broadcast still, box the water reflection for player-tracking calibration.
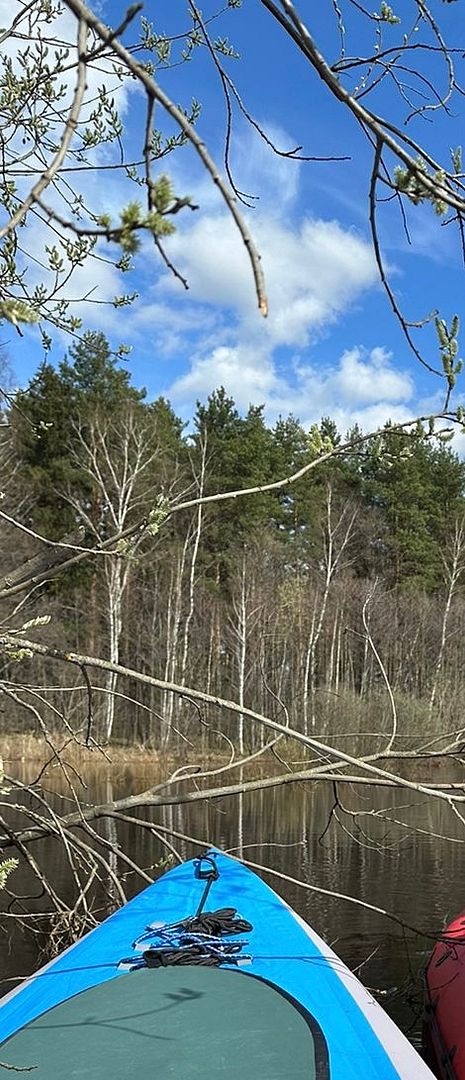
[2,759,464,1047]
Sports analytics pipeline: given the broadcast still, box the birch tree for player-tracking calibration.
[305,483,357,731]
[64,406,166,741]
[228,546,263,753]
[428,516,465,723]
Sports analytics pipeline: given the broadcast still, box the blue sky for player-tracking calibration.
[5,0,465,436]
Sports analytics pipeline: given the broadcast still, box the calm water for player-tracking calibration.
[2,762,464,1050]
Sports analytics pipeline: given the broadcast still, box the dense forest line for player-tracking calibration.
[2,330,465,750]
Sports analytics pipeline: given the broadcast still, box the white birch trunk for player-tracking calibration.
[179,436,207,691]
[429,517,465,720]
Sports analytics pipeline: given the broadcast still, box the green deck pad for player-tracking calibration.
[1,966,329,1079]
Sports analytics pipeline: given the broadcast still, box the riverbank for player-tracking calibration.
[1,731,227,770]
[1,727,458,780]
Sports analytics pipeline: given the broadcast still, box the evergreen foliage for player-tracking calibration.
[12,364,80,535]
[192,389,278,580]
[59,331,146,412]
[357,429,465,589]
[11,357,465,590]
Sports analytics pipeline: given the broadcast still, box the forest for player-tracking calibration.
[2,328,465,755]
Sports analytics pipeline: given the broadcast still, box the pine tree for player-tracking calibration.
[192,388,277,582]
[358,429,465,589]
[12,364,79,535]
[13,333,147,537]
[59,331,145,412]
[271,414,352,564]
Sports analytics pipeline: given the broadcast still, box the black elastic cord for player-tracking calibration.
[181,908,253,937]
[143,941,245,969]
[194,854,219,918]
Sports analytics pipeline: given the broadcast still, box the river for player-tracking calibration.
[1,760,463,1052]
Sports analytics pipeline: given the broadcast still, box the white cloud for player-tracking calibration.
[159,201,398,430]
[162,214,377,353]
[170,343,280,412]
[170,341,414,434]
[333,346,413,405]
[293,345,413,417]
[144,110,418,435]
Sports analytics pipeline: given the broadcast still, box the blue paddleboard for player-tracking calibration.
[0,850,434,1078]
